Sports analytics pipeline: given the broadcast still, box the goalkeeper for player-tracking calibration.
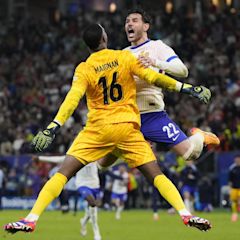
[4,23,212,234]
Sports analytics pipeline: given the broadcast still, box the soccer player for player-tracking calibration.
[4,23,211,234]
[124,8,220,166]
[110,164,129,220]
[99,8,220,219]
[34,155,102,240]
[228,154,240,222]
[77,162,102,240]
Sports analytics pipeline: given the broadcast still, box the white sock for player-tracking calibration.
[178,208,192,216]
[89,207,101,239]
[184,199,192,212]
[25,213,39,222]
[116,205,124,218]
[82,206,90,225]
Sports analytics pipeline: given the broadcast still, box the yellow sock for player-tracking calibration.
[29,173,67,217]
[154,175,185,211]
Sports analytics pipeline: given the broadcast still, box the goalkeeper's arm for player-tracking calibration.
[31,66,88,152]
[148,72,211,104]
[130,55,211,104]
[128,51,211,103]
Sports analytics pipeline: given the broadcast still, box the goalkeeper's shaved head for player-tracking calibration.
[83,24,108,51]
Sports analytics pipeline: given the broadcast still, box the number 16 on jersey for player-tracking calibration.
[98,71,123,105]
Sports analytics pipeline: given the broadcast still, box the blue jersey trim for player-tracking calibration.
[130,39,151,49]
[166,55,178,62]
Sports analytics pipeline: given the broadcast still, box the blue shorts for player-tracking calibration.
[111,193,128,202]
[181,185,197,196]
[140,111,187,147]
[78,186,101,200]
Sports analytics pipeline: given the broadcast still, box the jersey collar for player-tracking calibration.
[130,39,151,49]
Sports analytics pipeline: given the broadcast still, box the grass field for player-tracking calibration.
[0,209,239,240]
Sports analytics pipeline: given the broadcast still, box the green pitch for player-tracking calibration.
[0,210,239,240]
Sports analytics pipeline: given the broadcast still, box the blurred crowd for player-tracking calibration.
[0,4,240,156]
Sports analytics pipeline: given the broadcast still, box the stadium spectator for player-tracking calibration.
[198,175,213,212]
[126,168,138,209]
[5,168,19,196]
[180,161,199,212]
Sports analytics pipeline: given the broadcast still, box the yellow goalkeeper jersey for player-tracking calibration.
[54,49,178,127]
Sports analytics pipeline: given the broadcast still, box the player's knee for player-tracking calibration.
[85,193,98,207]
[87,198,97,207]
[183,134,204,161]
[182,139,203,161]
[183,192,191,199]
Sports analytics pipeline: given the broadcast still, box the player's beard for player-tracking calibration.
[128,30,144,45]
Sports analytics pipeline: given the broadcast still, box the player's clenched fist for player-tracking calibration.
[31,121,60,152]
[180,84,211,104]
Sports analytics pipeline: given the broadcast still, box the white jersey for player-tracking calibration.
[75,162,100,189]
[111,170,128,194]
[125,39,185,113]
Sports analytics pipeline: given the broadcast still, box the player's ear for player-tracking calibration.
[143,23,150,32]
[102,30,108,44]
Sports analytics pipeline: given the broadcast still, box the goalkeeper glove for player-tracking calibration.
[180,84,211,104]
[31,121,60,152]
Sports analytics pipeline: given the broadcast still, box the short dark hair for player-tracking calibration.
[83,24,103,50]
[127,7,152,24]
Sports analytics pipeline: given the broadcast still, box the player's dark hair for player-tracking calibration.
[127,7,152,24]
[83,24,103,50]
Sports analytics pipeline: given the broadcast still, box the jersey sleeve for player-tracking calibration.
[127,51,182,92]
[53,63,89,125]
[153,40,188,78]
[155,40,178,62]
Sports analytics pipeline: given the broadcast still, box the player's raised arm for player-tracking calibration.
[31,65,89,152]
[137,40,188,78]
[138,53,188,78]
[127,51,211,104]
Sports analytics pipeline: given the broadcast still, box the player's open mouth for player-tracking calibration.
[128,29,135,38]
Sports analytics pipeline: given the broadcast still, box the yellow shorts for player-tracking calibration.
[67,122,156,168]
[230,188,240,201]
